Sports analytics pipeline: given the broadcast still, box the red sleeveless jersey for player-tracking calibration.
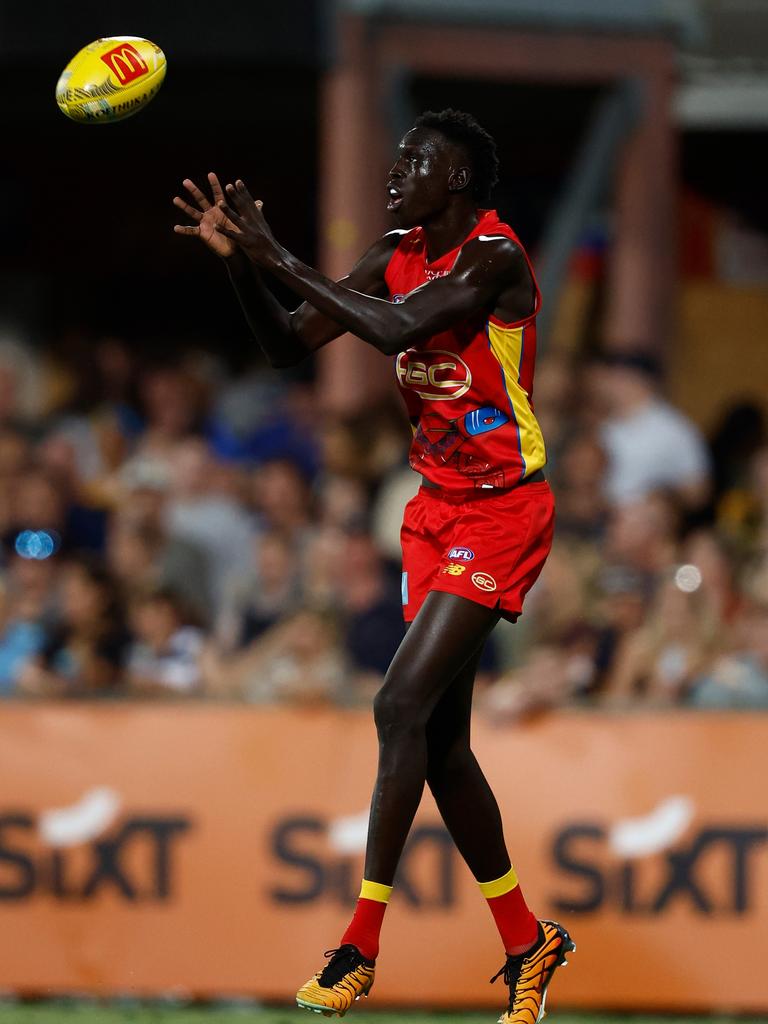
[385,209,546,492]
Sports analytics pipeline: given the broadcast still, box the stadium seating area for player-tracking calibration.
[1,328,767,713]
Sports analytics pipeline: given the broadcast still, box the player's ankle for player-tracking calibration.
[505,938,535,957]
[504,916,541,957]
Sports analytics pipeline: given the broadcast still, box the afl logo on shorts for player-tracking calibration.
[472,572,497,592]
[395,349,472,401]
[448,547,475,562]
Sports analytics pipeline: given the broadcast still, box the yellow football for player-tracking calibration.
[55,36,166,124]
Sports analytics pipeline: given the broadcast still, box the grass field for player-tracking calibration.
[0,1009,767,1024]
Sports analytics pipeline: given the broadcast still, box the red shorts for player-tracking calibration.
[400,481,555,622]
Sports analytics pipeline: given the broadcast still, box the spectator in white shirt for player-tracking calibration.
[127,587,205,696]
[589,352,711,509]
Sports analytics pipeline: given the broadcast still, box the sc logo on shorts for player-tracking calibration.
[471,572,497,592]
[395,349,472,401]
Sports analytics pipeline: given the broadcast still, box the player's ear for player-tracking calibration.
[448,166,472,193]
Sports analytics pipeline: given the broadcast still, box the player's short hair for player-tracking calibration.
[413,108,499,203]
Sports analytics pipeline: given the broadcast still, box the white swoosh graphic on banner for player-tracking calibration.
[328,809,370,854]
[609,795,696,859]
[38,786,122,847]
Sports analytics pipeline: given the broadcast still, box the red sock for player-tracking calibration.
[340,880,392,961]
[479,865,539,955]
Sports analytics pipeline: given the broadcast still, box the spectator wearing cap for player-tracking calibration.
[589,351,711,509]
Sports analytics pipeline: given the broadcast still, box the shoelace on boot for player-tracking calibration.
[319,945,366,987]
[491,955,547,1014]
[490,956,524,1011]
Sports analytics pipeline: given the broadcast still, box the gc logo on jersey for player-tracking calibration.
[395,349,472,401]
[447,547,475,562]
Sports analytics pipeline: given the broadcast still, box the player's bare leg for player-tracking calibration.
[425,661,575,1021]
[297,593,496,1014]
[363,594,500,883]
[298,592,572,1018]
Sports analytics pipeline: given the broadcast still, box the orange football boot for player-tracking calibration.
[491,920,575,1024]
[296,944,375,1017]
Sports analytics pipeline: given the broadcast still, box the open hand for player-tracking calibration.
[215,180,281,267]
[172,173,240,258]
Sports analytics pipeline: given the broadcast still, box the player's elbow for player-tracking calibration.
[374,317,418,355]
[375,332,406,356]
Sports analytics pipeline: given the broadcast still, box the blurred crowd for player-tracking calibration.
[1,328,768,716]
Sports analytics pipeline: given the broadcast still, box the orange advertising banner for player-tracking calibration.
[0,704,766,1011]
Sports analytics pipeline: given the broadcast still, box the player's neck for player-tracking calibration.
[421,200,482,263]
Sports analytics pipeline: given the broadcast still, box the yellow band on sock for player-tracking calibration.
[478,865,519,899]
[360,879,393,904]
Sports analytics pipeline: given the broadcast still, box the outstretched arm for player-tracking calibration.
[173,174,396,367]
[226,231,399,366]
[218,180,533,355]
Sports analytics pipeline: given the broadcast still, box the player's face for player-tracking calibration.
[386,129,457,227]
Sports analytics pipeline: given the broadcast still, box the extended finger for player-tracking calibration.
[226,181,262,217]
[225,181,250,214]
[208,172,225,204]
[217,199,245,228]
[172,196,202,221]
[235,179,259,207]
[173,225,201,236]
[183,178,211,211]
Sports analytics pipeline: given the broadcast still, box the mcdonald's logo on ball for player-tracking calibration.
[99,42,149,84]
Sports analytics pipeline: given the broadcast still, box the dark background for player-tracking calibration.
[1,1,764,362]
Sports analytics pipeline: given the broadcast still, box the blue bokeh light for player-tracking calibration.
[14,530,59,560]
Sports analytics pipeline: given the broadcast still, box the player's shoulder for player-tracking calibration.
[368,228,413,259]
[351,229,412,278]
[458,233,528,272]
[468,232,523,255]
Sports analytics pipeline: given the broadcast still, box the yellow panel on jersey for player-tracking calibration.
[487,322,546,478]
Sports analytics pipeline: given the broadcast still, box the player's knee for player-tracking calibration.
[373,685,428,743]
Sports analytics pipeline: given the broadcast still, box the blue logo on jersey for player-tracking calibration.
[448,547,475,562]
[461,407,509,436]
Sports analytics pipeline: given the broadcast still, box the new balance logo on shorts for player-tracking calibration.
[441,562,466,576]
